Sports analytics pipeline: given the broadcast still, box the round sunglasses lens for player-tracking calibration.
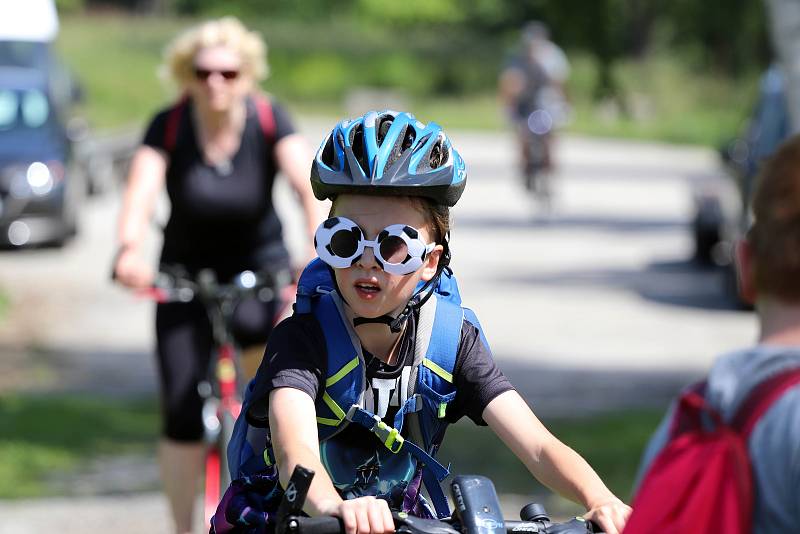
[330,228,360,258]
[379,235,408,264]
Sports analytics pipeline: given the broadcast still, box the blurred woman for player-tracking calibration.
[112,17,319,534]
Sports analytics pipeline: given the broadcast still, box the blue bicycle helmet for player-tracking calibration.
[311,110,467,207]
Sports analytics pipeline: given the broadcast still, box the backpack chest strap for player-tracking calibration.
[344,404,450,481]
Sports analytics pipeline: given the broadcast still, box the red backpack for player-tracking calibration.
[162,93,276,153]
[625,368,800,534]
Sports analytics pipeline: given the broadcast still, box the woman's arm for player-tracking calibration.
[269,387,394,534]
[113,145,167,288]
[483,390,631,534]
[274,133,323,261]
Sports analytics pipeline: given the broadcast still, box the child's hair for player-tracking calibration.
[749,134,800,301]
[329,195,451,266]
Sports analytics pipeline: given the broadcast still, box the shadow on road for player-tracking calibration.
[0,343,156,398]
[498,259,744,312]
[497,359,700,419]
[456,213,687,233]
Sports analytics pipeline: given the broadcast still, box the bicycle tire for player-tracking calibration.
[204,445,223,525]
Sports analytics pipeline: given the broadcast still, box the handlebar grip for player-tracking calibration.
[289,516,345,534]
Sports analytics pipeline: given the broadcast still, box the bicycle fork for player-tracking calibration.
[202,342,242,525]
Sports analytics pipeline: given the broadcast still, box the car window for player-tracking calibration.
[0,89,16,130]
[21,89,48,127]
[0,88,50,130]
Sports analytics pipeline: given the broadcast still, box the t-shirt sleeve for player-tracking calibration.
[270,101,296,142]
[142,109,170,150]
[446,320,514,425]
[245,314,327,427]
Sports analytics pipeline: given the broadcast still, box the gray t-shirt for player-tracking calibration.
[635,346,800,533]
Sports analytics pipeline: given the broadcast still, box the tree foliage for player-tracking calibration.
[85,0,771,99]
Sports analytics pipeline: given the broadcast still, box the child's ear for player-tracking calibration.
[420,245,443,282]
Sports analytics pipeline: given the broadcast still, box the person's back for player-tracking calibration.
[634,135,800,533]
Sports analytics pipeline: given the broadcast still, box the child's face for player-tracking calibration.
[331,194,442,320]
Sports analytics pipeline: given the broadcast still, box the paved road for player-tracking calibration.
[0,122,757,532]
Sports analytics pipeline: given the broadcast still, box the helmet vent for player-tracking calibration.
[377,116,393,146]
[385,124,409,171]
[429,140,445,169]
[321,135,336,167]
[350,123,369,174]
[402,128,416,151]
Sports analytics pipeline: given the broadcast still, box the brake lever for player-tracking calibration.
[275,465,316,534]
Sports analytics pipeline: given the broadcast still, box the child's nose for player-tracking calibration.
[357,245,380,270]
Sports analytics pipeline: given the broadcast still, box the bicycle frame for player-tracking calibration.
[138,266,293,525]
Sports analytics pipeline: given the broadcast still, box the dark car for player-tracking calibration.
[0,64,84,247]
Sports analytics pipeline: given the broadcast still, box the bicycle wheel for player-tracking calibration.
[204,444,223,525]
[203,409,236,524]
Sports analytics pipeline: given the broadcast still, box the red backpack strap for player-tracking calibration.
[668,380,723,438]
[253,93,276,144]
[732,367,800,438]
[164,95,189,153]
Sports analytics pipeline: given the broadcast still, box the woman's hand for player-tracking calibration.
[583,497,631,534]
[113,246,154,289]
[320,496,394,534]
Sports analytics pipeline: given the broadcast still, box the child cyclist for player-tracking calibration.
[212,111,631,534]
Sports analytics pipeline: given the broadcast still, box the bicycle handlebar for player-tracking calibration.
[272,467,600,534]
[284,511,597,534]
[136,266,292,305]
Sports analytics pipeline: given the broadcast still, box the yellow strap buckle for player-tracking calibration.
[372,418,404,453]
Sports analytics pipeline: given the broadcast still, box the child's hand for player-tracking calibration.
[323,496,395,534]
[583,498,631,534]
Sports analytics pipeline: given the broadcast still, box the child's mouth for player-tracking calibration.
[354,279,381,299]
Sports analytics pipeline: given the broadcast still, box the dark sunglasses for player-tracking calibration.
[193,67,240,81]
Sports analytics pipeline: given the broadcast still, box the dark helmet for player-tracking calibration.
[310,110,467,207]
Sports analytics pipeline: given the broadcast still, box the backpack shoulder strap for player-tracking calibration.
[733,367,800,438]
[253,93,276,144]
[668,380,715,438]
[419,294,463,385]
[313,291,364,436]
[164,96,189,153]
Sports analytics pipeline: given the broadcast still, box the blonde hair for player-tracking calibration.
[160,17,268,88]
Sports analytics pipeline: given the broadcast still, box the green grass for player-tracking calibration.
[566,54,758,147]
[0,391,661,502]
[57,15,188,128]
[0,394,158,498]
[439,410,664,503]
[0,289,8,322]
[57,13,758,147]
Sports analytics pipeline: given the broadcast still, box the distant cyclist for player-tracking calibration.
[632,135,800,532]
[211,110,630,534]
[499,21,570,193]
[112,17,319,534]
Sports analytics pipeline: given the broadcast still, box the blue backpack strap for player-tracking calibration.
[407,294,464,518]
[420,295,462,386]
[295,258,335,314]
[346,404,451,518]
[463,307,490,351]
[313,292,363,439]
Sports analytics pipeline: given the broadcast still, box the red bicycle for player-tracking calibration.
[141,265,293,524]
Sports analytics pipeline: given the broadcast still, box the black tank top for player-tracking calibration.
[142,96,296,278]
